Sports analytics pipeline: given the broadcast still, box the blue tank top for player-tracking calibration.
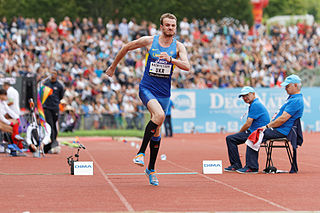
[139,35,177,98]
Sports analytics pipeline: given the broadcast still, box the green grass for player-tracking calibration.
[58,129,144,137]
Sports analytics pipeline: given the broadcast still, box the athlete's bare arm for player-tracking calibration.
[175,41,190,71]
[105,36,153,77]
[158,41,190,71]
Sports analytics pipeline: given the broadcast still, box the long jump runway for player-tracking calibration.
[0,133,320,212]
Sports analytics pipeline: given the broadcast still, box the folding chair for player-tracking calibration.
[262,118,302,173]
[262,138,295,173]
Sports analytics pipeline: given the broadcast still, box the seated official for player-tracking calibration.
[237,75,304,174]
[0,89,24,148]
[224,86,270,172]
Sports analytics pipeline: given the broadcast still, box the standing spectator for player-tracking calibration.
[122,99,135,129]
[1,17,9,34]
[106,19,115,38]
[43,70,65,154]
[96,17,105,33]
[2,81,20,116]
[93,101,106,129]
[37,18,46,33]
[179,17,190,38]
[108,96,121,128]
[81,99,94,130]
[58,16,72,36]
[80,17,90,34]
[10,16,18,34]
[17,16,25,33]
[134,100,146,130]
[46,17,57,34]
[128,18,138,41]
[119,18,129,40]
[164,99,174,137]
[297,21,306,36]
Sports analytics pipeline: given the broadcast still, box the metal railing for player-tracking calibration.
[58,112,148,132]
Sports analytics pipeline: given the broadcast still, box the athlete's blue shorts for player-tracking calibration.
[139,87,170,114]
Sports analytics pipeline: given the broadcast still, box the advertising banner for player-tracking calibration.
[171,88,320,133]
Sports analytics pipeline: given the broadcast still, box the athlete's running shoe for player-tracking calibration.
[145,168,159,186]
[133,153,145,166]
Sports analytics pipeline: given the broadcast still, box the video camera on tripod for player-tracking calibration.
[67,142,92,175]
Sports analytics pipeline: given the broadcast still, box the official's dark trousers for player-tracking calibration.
[44,108,59,152]
[164,115,173,137]
[226,130,251,169]
[245,128,286,170]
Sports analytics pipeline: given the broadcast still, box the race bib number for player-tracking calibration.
[149,62,172,78]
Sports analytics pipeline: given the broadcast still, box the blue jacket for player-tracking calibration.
[287,118,303,173]
[287,118,303,149]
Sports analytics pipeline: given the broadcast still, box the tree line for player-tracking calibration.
[0,0,319,25]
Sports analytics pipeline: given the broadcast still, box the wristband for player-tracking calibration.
[169,56,172,63]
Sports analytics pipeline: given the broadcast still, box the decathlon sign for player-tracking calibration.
[172,88,319,133]
[74,161,93,175]
[202,160,222,174]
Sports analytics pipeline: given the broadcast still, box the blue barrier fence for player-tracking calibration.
[171,88,320,133]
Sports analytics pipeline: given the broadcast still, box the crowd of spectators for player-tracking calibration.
[0,15,319,130]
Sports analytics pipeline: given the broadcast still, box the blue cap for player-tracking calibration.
[238,86,255,98]
[280,74,301,87]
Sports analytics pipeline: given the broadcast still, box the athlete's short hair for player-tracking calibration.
[160,13,177,25]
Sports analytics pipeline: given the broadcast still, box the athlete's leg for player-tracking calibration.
[147,95,171,171]
[145,121,162,186]
[148,133,161,171]
[135,87,169,169]
[133,99,164,166]
[137,99,165,154]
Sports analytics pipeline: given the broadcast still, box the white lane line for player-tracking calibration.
[106,172,198,175]
[166,159,292,211]
[86,150,134,212]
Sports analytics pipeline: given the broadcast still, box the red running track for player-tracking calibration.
[0,133,320,212]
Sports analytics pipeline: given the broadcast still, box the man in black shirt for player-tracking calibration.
[43,70,65,153]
